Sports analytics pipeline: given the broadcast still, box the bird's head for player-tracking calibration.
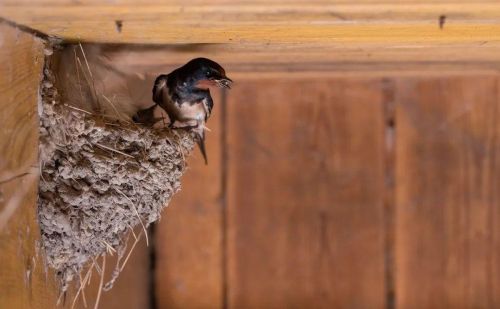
[179,58,232,89]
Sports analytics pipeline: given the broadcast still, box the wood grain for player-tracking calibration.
[226,78,387,308]
[395,75,500,308]
[155,89,224,309]
[0,0,495,5]
[0,22,60,309]
[1,3,500,46]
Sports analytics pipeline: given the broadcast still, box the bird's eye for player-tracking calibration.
[206,71,210,76]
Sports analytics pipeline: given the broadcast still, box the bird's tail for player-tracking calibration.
[133,104,158,125]
[195,130,208,165]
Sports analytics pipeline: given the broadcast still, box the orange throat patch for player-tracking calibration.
[195,79,218,90]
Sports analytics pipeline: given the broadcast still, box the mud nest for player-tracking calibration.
[37,54,194,294]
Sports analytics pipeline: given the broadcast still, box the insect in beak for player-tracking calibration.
[215,77,232,89]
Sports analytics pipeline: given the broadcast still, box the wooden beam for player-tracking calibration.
[0,22,60,309]
[3,1,500,67]
[1,3,500,46]
[0,0,496,4]
[0,23,154,309]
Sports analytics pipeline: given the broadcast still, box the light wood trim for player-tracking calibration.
[1,3,500,44]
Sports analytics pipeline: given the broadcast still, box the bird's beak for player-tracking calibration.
[215,76,233,89]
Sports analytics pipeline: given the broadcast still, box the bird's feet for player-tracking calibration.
[169,124,199,131]
[169,119,199,131]
[133,104,162,126]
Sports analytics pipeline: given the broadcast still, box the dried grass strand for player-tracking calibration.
[73,47,85,103]
[119,231,143,272]
[79,272,88,308]
[93,254,106,309]
[64,104,93,115]
[101,94,128,122]
[76,44,100,111]
[100,240,116,256]
[94,143,135,159]
[71,261,96,309]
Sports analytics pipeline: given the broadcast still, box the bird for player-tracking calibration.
[134,58,232,164]
[56,46,231,164]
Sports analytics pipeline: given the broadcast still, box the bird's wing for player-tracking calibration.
[203,95,214,121]
[152,75,169,105]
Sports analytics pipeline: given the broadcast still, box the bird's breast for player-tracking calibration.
[176,100,206,122]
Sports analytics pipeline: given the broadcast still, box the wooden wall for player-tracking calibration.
[3,21,500,309]
[156,73,500,309]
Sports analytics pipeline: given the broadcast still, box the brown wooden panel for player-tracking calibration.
[89,43,500,77]
[226,78,387,308]
[395,75,500,308]
[155,90,224,309]
[0,22,60,308]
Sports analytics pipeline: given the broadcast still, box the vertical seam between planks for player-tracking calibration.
[220,88,229,309]
[382,77,396,309]
[148,226,157,309]
[487,76,500,307]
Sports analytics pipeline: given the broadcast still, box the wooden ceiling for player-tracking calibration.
[1,0,500,73]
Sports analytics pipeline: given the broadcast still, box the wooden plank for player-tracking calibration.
[90,43,500,75]
[0,22,60,309]
[226,78,387,308]
[4,3,500,22]
[1,3,500,45]
[395,75,500,308]
[0,0,495,5]
[155,90,224,309]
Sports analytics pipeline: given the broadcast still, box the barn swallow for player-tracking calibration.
[138,58,232,164]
